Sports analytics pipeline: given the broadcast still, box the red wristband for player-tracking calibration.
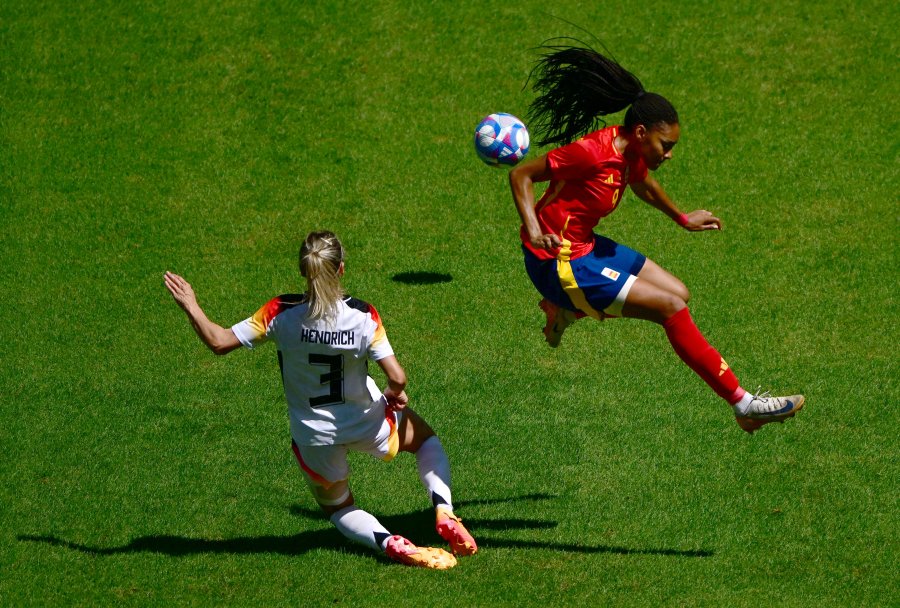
[675,213,689,227]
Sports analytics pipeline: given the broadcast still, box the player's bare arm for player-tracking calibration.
[376,355,408,410]
[509,154,561,250]
[163,271,241,355]
[630,177,722,231]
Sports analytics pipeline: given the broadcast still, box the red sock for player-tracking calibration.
[663,308,744,404]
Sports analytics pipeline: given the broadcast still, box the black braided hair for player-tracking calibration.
[526,40,678,147]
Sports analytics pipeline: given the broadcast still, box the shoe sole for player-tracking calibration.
[389,546,458,569]
[736,396,805,434]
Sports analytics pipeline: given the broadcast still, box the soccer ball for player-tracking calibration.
[473,113,530,167]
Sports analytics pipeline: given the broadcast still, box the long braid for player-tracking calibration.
[526,41,678,147]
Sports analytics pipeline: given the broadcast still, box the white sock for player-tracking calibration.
[329,505,391,552]
[416,435,454,511]
[734,390,754,415]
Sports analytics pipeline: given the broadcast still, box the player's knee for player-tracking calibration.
[664,276,690,303]
[660,293,687,319]
[312,480,353,515]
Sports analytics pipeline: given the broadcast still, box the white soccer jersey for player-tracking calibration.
[231,294,395,446]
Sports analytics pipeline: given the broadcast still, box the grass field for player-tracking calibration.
[1,0,897,605]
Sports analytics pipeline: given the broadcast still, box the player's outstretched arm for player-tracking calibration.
[163,271,241,355]
[630,177,722,231]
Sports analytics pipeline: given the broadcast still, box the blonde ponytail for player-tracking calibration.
[299,231,346,322]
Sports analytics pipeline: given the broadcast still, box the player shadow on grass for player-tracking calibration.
[17,492,712,560]
[391,271,453,285]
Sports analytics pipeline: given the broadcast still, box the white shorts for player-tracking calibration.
[291,408,401,489]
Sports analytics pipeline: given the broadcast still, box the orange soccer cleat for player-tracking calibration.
[384,535,457,570]
[539,299,577,348]
[436,506,478,556]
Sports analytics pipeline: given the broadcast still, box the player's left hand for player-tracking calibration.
[384,388,408,411]
[684,210,722,231]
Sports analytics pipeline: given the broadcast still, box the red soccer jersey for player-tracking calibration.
[520,126,648,261]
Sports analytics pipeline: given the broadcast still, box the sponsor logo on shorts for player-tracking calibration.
[601,267,621,280]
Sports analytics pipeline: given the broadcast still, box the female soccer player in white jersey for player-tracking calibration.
[164,230,476,569]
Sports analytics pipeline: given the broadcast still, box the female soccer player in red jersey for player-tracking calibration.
[509,44,804,433]
[164,231,476,569]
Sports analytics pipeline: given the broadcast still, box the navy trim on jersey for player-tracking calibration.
[276,293,308,306]
[344,296,372,314]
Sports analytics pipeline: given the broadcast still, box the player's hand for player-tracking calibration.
[684,210,722,231]
[164,271,199,311]
[530,233,562,250]
[384,388,408,411]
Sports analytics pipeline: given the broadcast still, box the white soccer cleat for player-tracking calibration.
[734,390,805,434]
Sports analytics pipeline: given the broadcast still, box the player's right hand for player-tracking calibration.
[164,271,199,311]
[384,388,408,411]
[530,233,562,250]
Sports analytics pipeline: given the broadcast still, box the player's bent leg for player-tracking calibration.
[416,434,478,556]
[308,478,392,554]
[400,411,478,556]
[622,280,805,430]
[292,440,353,509]
[622,280,744,403]
[294,441,391,553]
[637,258,690,304]
[397,407,436,453]
[620,277,687,324]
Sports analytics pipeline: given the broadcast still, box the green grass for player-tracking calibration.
[1,0,897,605]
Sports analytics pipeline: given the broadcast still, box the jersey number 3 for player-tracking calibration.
[309,354,344,406]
